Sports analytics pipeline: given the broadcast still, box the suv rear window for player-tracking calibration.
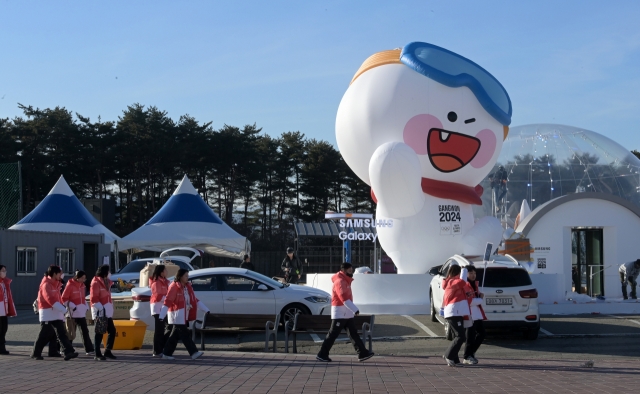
[475,268,532,287]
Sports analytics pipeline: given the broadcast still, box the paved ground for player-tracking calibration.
[5,309,640,393]
[0,347,638,393]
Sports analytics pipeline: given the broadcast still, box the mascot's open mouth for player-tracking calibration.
[427,128,480,173]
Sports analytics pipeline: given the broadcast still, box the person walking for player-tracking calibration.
[159,269,209,360]
[61,270,94,356]
[442,264,473,367]
[31,265,78,361]
[149,264,171,357]
[281,248,301,284]
[316,262,374,363]
[462,265,486,365]
[239,255,255,271]
[619,259,640,299]
[0,264,16,355]
[90,265,117,361]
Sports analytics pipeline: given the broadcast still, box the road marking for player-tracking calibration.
[310,333,323,343]
[605,314,640,327]
[539,328,554,336]
[402,315,438,337]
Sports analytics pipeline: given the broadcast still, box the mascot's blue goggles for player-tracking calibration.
[400,42,512,126]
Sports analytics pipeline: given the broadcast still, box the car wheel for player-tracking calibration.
[280,303,311,329]
[445,320,453,341]
[523,328,539,340]
[430,292,438,322]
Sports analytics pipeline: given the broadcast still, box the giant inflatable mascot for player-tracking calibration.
[336,42,511,274]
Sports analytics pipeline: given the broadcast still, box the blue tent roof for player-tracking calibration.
[17,194,101,226]
[146,194,223,225]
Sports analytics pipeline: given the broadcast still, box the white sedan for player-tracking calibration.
[130,267,331,329]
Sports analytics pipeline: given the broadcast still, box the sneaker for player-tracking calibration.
[358,352,375,362]
[315,355,332,362]
[443,355,463,367]
[48,353,62,358]
[94,356,106,361]
[152,353,162,358]
[471,356,479,364]
[86,351,95,356]
[31,355,44,360]
[0,350,10,355]
[104,350,117,360]
[63,352,79,361]
[463,357,477,365]
[191,351,204,360]
[162,354,175,360]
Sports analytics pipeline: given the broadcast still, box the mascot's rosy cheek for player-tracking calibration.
[470,129,496,169]
[402,114,442,155]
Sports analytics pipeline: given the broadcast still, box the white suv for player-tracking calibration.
[429,254,540,340]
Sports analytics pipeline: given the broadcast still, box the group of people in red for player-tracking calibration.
[0,263,209,361]
[0,261,484,365]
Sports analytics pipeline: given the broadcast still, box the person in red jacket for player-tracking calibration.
[61,270,94,356]
[90,265,117,361]
[0,264,17,355]
[442,264,474,367]
[31,265,78,361]
[159,269,209,360]
[316,262,374,362]
[149,264,171,357]
[462,265,486,365]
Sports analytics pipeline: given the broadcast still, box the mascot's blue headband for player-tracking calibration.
[400,42,512,126]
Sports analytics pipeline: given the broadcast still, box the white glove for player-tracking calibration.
[197,301,210,313]
[159,305,168,320]
[68,302,77,311]
[93,302,104,311]
[53,302,67,314]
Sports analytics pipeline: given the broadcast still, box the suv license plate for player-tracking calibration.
[486,297,512,305]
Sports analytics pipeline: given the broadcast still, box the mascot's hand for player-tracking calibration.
[369,141,424,218]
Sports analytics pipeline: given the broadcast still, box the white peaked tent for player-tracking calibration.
[123,175,248,259]
[10,176,127,251]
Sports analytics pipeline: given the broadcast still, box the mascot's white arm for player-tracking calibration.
[369,141,425,218]
[462,216,504,256]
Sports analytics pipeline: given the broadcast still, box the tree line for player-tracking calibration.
[0,104,374,250]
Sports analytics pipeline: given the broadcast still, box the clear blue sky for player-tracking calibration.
[1,1,639,150]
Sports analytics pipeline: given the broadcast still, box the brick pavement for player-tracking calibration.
[0,347,636,393]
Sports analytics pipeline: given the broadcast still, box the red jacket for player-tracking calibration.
[90,276,114,318]
[149,276,170,315]
[330,271,358,319]
[61,278,88,318]
[0,277,16,317]
[442,276,473,319]
[37,276,66,321]
[161,281,207,325]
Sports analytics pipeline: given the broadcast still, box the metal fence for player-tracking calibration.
[0,162,21,228]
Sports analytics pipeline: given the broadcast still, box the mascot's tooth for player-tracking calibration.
[440,131,450,141]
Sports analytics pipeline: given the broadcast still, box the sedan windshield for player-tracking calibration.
[246,271,285,289]
[118,260,149,273]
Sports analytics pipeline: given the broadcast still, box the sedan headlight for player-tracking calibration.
[305,296,330,303]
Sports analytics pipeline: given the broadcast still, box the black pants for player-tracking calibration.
[94,317,116,356]
[0,316,7,352]
[463,320,485,359]
[153,314,171,355]
[162,324,197,356]
[620,272,637,298]
[318,318,368,358]
[444,316,466,363]
[75,318,95,353]
[32,320,75,357]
